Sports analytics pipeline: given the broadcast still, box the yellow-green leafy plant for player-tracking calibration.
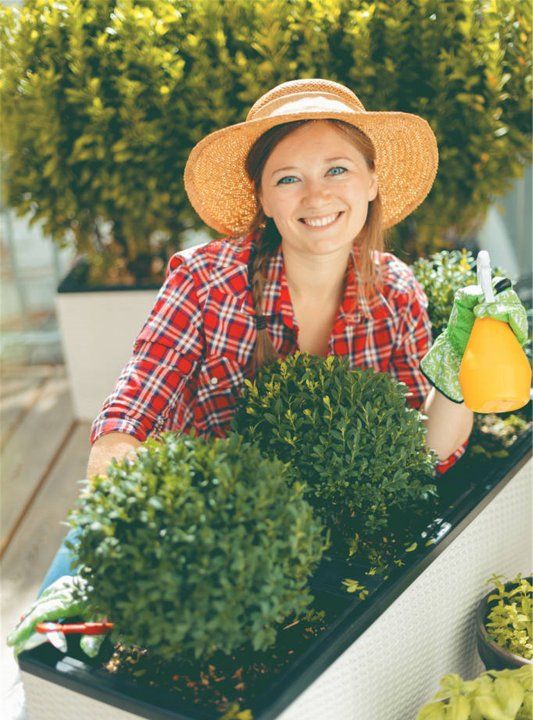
[416,665,532,720]
[0,0,531,283]
[67,430,329,662]
[484,574,532,661]
[231,352,439,572]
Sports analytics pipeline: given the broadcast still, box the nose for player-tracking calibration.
[302,177,334,208]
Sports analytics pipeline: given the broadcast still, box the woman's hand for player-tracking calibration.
[7,575,105,658]
[420,278,529,403]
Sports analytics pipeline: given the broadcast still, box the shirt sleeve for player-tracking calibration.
[388,278,470,476]
[89,254,205,445]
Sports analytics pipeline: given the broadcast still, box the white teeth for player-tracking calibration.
[302,212,340,228]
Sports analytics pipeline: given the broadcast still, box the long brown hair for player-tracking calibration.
[244,119,386,376]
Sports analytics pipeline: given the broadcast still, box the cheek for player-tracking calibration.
[273,194,298,220]
[347,182,372,205]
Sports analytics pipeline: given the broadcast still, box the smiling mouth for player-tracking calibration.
[299,211,344,229]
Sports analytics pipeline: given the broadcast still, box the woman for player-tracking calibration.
[9,78,528,654]
[86,77,497,478]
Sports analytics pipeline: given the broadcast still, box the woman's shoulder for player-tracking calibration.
[372,250,428,308]
[166,233,252,277]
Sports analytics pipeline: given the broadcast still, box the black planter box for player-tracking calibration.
[18,431,532,720]
[57,256,162,294]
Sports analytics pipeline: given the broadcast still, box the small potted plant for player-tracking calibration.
[416,665,532,719]
[476,573,533,671]
[231,351,440,575]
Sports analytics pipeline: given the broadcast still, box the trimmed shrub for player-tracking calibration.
[67,430,329,662]
[231,352,439,570]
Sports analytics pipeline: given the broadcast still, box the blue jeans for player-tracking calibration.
[37,528,81,597]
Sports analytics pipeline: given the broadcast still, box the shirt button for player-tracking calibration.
[210,376,219,386]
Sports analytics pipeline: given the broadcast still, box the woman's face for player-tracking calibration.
[259,121,378,258]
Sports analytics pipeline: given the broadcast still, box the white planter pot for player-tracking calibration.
[55,234,210,423]
[56,286,158,422]
[18,442,532,720]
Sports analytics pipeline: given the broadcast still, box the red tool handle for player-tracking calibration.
[36,621,114,635]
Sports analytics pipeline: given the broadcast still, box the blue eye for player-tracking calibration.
[329,166,347,176]
[277,176,298,185]
[276,166,347,185]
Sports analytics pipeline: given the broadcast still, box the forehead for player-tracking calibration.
[264,121,365,167]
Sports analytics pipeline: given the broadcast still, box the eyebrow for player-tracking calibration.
[270,156,355,178]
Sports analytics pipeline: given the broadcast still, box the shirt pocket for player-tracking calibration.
[194,354,247,437]
[130,325,203,437]
[132,325,200,384]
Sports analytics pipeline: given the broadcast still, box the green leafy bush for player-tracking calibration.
[485,574,532,661]
[231,352,439,570]
[1,0,530,282]
[411,249,507,340]
[416,665,532,720]
[67,430,328,662]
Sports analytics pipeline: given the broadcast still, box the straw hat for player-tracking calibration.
[183,78,439,236]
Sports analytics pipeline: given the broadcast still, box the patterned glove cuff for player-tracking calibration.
[420,331,465,404]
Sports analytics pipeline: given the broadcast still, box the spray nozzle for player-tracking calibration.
[476,250,495,304]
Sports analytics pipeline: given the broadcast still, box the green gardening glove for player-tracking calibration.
[6,575,105,658]
[420,277,529,403]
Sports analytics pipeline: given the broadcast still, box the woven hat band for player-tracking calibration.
[247,91,365,122]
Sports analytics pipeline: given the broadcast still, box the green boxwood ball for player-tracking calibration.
[231,352,439,567]
[68,430,328,662]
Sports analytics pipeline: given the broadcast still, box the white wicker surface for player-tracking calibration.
[20,457,531,720]
[278,457,532,720]
[21,672,142,720]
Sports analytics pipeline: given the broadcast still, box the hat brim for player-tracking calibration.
[184,110,438,236]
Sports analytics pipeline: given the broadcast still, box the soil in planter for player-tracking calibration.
[323,506,444,578]
[98,589,351,717]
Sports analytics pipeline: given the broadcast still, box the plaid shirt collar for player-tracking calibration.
[212,232,394,329]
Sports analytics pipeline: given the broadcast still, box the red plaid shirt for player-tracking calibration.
[90,232,469,474]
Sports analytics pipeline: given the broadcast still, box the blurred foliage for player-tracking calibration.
[0,0,531,284]
[412,248,506,339]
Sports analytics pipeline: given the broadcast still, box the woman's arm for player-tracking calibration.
[86,432,142,479]
[420,387,474,462]
[385,266,473,472]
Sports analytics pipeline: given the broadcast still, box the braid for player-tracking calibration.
[247,216,282,376]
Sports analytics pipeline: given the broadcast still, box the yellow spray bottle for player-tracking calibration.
[458,250,531,413]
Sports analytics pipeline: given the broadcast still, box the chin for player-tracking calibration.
[307,238,354,254]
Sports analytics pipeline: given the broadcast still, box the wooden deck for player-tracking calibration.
[1,364,90,718]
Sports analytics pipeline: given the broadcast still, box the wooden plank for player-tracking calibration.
[0,365,58,398]
[0,366,57,449]
[1,421,92,705]
[0,367,75,556]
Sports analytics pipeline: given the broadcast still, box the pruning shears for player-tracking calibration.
[35,620,114,652]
